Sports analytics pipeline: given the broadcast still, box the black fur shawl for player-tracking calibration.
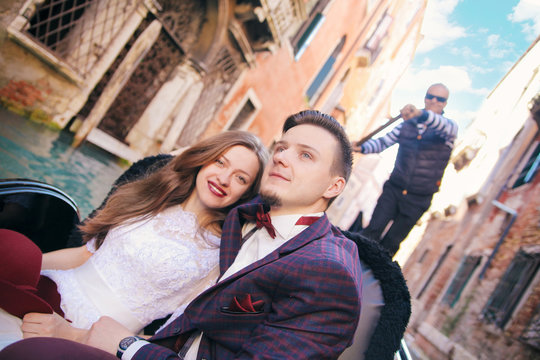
[342,230,411,360]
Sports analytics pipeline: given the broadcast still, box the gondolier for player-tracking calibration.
[352,83,458,257]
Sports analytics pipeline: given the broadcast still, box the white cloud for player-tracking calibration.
[487,34,499,47]
[446,108,478,129]
[417,0,467,53]
[486,34,514,58]
[500,60,516,73]
[489,48,511,59]
[468,87,491,96]
[395,65,476,93]
[449,45,481,59]
[390,65,488,124]
[449,108,479,121]
[468,64,494,75]
[508,0,540,41]
[419,58,432,67]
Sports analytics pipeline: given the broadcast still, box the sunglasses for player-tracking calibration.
[425,93,447,102]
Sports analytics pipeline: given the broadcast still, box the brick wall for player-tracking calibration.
[404,171,540,359]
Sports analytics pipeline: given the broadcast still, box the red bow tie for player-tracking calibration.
[242,205,276,238]
[241,205,321,241]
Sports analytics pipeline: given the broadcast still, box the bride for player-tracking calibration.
[1,130,268,345]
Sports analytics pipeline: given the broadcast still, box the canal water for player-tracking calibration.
[0,108,128,218]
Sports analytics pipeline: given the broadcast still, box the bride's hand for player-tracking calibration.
[21,312,87,342]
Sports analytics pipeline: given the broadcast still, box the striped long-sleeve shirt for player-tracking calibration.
[361,110,458,154]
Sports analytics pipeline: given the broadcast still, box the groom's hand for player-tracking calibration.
[84,316,134,355]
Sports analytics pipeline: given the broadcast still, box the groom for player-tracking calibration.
[1,110,363,359]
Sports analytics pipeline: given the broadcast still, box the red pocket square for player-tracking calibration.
[229,294,264,313]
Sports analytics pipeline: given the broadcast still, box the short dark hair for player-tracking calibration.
[283,110,353,182]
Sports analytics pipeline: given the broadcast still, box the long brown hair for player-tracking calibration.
[80,131,268,248]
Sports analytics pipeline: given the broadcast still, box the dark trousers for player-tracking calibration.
[0,337,117,360]
[362,181,433,257]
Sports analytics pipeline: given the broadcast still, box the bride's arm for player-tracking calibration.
[41,245,93,270]
[21,312,88,342]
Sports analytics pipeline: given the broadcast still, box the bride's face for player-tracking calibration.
[194,145,260,210]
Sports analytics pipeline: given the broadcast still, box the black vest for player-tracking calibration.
[389,119,452,195]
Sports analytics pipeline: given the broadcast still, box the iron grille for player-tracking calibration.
[23,0,141,76]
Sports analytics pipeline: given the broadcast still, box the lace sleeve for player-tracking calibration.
[85,238,97,253]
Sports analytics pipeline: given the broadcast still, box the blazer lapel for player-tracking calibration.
[219,197,264,274]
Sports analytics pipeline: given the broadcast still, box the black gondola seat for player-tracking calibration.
[0,178,80,252]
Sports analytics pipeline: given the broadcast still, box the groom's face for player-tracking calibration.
[260,124,342,214]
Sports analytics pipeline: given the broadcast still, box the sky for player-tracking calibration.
[391,0,540,132]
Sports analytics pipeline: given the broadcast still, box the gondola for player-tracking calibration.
[0,178,413,358]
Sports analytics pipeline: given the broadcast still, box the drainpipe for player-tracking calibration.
[478,200,517,279]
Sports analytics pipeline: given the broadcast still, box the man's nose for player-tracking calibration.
[273,149,289,166]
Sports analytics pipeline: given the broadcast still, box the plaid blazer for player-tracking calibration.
[135,197,363,360]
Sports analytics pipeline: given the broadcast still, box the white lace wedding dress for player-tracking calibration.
[41,204,220,333]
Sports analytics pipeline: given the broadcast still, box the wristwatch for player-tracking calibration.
[116,335,145,359]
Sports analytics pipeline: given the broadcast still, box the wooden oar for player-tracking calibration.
[354,114,402,147]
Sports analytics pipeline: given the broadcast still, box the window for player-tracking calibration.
[417,249,430,264]
[229,100,255,130]
[290,0,331,61]
[452,131,486,171]
[26,0,90,49]
[225,89,261,131]
[512,141,540,188]
[442,255,481,307]
[305,36,346,105]
[320,68,350,114]
[11,0,139,76]
[293,12,325,60]
[482,248,540,328]
[361,11,393,64]
[417,245,453,299]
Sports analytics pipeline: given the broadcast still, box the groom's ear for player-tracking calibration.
[322,176,346,200]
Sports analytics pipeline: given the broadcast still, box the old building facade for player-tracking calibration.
[0,0,427,164]
[401,37,540,360]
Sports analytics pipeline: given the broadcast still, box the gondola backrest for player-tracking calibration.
[0,179,80,252]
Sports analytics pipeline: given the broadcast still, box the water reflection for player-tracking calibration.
[0,108,127,218]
